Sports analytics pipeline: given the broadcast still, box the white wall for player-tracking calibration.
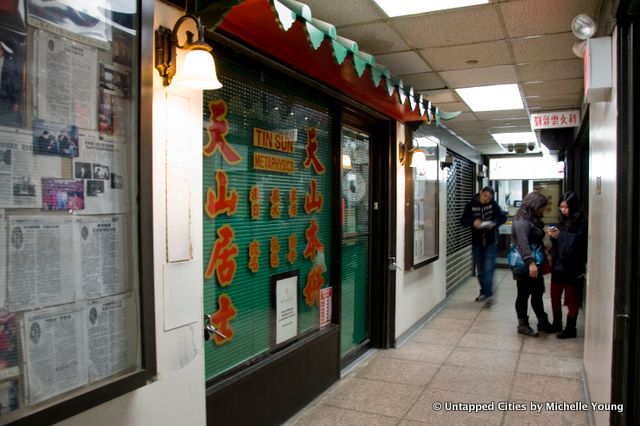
[59,3,207,425]
[394,123,447,338]
[583,33,617,426]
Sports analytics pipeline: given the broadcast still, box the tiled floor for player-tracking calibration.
[285,270,588,425]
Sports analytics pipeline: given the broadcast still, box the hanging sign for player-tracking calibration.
[530,110,581,130]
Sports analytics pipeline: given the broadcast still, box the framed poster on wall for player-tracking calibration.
[404,137,439,270]
[270,270,299,347]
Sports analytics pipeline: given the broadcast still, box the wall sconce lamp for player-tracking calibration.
[440,152,453,169]
[341,154,352,169]
[399,141,428,168]
[155,14,223,89]
[571,14,597,58]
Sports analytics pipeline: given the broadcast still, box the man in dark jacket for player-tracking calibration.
[460,187,507,304]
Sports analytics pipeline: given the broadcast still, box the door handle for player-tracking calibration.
[388,256,401,271]
[204,314,227,341]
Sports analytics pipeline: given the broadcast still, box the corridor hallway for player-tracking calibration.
[285,269,587,425]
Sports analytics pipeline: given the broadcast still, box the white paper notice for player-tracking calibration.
[7,216,76,311]
[35,30,98,130]
[24,305,88,404]
[0,130,63,208]
[275,275,298,345]
[87,294,137,382]
[76,215,127,299]
[74,131,127,214]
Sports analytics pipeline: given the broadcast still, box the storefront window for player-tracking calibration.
[0,2,146,422]
[202,58,333,380]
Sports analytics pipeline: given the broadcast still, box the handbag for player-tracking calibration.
[507,243,545,275]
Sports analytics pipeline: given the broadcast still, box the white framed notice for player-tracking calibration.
[270,271,299,346]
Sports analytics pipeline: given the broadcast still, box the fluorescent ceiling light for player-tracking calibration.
[456,84,524,112]
[373,0,489,17]
[491,132,537,145]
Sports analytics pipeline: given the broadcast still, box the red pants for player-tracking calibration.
[551,281,580,318]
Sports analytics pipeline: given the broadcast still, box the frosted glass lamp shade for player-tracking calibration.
[175,49,222,90]
[410,150,427,168]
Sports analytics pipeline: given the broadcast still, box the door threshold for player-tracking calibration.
[340,348,378,378]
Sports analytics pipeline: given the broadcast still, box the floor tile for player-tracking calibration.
[421,316,473,332]
[412,327,466,346]
[517,353,583,379]
[446,346,520,372]
[285,404,399,426]
[428,365,514,398]
[380,341,454,364]
[522,335,585,358]
[322,377,422,418]
[356,356,440,387]
[510,373,585,402]
[458,332,524,353]
[404,388,504,425]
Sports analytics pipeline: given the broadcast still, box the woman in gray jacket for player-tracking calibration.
[511,191,554,337]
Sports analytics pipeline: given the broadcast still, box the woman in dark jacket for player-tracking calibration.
[511,191,553,337]
[548,192,587,339]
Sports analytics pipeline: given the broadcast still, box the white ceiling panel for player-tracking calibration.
[433,101,470,113]
[474,110,528,120]
[500,0,599,38]
[439,65,518,88]
[375,51,431,75]
[391,5,503,48]
[301,0,384,26]
[399,73,447,90]
[526,93,583,109]
[420,89,460,104]
[518,59,584,82]
[338,22,410,54]
[511,33,577,63]
[419,40,513,71]
[523,78,584,97]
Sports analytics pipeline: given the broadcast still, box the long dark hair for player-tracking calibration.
[515,190,548,220]
[559,191,585,229]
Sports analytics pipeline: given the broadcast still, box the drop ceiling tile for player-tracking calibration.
[523,78,583,97]
[482,119,532,128]
[375,51,431,75]
[500,0,600,38]
[487,125,533,133]
[391,5,503,48]
[338,22,410,54]
[300,0,384,26]
[474,110,528,120]
[444,120,488,130]
[419,40,512,71]
[399,73,447,91]
[511,33,577,63]
[518,59,584,82]
[445,112,477,122]
[439,65,518,88]
[421,89,459,104]
[526,93,583,109]
[434,101,470,113]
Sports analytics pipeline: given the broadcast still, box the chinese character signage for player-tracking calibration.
[202,63,333,380]
[530,110,581,130]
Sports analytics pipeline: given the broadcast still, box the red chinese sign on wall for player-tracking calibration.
[530,110,581,130]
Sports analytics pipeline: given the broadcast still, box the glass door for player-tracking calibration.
[340,126,370,356]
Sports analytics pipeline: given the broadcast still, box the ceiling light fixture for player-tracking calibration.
[155,14,222,89]
[372,0,489,18]
[455,84,524,112]
[571,14,597,40]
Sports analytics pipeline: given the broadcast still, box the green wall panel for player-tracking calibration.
[203,60,333,381]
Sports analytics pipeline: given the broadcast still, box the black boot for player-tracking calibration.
[518,317,538,337]
[537,313,554,333]
[550,312,563,333]
[557,316,577,339]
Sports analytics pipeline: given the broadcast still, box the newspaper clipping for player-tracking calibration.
[74,130,126,214]
[35,30,98,130]
[7,216,76,311]
[77,216,127,299]
[88,294,136,382]
[0,130,63,208]
[23,305,88,405]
